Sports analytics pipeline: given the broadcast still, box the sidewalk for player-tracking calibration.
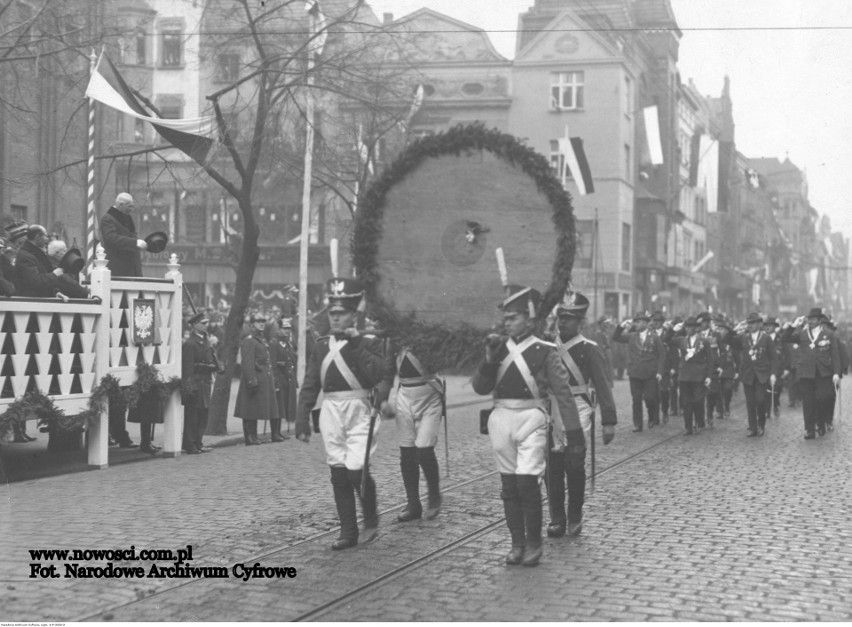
[0,376,483,483]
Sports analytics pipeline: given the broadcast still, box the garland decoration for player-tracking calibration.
[352,123,576,372]
[0,389,68,437]
[123,363,182,410]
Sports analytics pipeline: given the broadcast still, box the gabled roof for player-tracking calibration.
[516,7,624,61]
[634,0,681,36]
[386,8,507,63]
[748,157,803,179]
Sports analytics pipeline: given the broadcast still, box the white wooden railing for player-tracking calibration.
[0,246,183,468]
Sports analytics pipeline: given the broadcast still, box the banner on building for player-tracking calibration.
[559,125,594,195]
[642,105,664,166]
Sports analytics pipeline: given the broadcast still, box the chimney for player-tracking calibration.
[383,12,393,24]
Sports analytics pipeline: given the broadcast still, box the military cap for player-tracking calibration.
[499,285,541,319]
[684,316,700,327]
[326,277,364,312]
[279,318,293,329]
[556,290,590,318]
[188,312,209,326]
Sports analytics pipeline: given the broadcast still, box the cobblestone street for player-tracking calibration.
[2,376,851,621]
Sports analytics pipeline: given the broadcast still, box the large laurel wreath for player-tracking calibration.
[351,123,577,373]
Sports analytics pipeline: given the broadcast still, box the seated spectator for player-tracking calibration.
[13,225,63,297]
[0,237,14,296]
[47,240,90,300]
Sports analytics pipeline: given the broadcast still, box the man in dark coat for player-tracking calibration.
[780,309,841,439]
[236,313,278,445]
[268,318,297,440]
[0,237,14,296]
[100,192,146,277]
[673,317,713,435]
[725,312,779,437]
[613,311,666,431]
[13,225,64,297]
[181,312,219,454]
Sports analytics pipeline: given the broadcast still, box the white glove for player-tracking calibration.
[833,374,841,386]
[704,377,711,388]
[793,315,806,327]
[673,322,684,332]
[769,374,777,386]
[621,319,633,329]
[137,239,148,250]
[52,267,64,277]
[343,326,360,339]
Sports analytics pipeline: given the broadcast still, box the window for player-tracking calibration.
[461,82,484,96]
[136,30,147,65]
[156,95,183,119]
[10,204,27,222]
[621,222,631,272]
[134,119,146,143]
[217,53,240,83]
[161,29,182,67]
[624,143,631,179]
[183,204,206,243]
[550,71,584,110]
[575,219,594,269]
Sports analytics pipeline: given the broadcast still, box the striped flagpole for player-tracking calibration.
[85,49,98,278]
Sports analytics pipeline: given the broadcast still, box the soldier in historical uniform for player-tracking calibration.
[724,312,779,437]
[472,285,582,567]
[235,313,279,445]
[780,308,841,439]
[673,317,713,435]
[295,278,389,550]
[269,318,297,440]
[612,311,666,431]
[181,312,219,454]
[763,316,786,418]
[713,317,740,418]
[823,317,848,431]
[546,291,616,539]
[382,339,444,523]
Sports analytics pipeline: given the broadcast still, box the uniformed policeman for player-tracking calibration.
[472,285,582,567]
[673,317,713,435]
[181,311,219,454]
[780,308,841,439]
[546,291,616,538]
[725,313,779,437]
[295,278,389,550]
[382,341,444,523]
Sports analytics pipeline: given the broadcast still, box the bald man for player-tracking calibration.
[100,192,147,277]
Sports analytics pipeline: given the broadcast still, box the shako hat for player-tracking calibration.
[188,311,209,326]
[806,307,826,320]
[499,285,541,319]
[59,247,85,274]
[4,220,28,242]
[326,277,364,312]
[144,231,168,253]
[745,312,763,324]
[555,290,590,318]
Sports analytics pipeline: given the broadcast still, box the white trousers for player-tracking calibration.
[395,383,443,448]
[550,395,593,450]
[319,397,380,470]
[487,406,547,475]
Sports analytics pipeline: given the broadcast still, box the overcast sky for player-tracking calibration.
[367,0,852,240]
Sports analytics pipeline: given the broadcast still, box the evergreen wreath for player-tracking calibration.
[0,389,68,437]
[351,123,576,373]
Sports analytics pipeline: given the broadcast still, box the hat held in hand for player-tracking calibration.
[60,247,85,274]
[144,231,168,253]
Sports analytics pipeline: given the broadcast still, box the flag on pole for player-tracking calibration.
[85,52,217,164]
[642,105,664,166]
[558,126,594,195]
[405,84,424,126]
[356,124,374,176]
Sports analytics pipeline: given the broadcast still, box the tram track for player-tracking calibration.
[77,393,748,622]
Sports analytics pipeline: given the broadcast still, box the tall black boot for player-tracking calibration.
[500,474,525,565]
[270,420,287,442]
[398,447,422,522]
[517,475,543,566]
[565,445,587,536]
[417,447,442,519]
[545,447,566,537]
[349,469,378,543]
[330,466,358,550]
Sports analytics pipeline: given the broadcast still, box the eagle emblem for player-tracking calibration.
[330,280,345,296]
